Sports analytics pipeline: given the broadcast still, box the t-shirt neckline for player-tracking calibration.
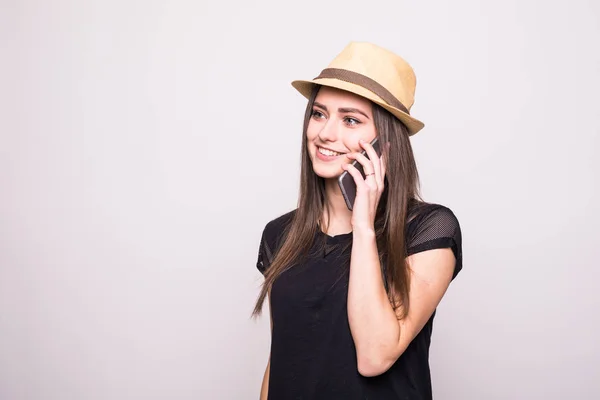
[317,227,353,245]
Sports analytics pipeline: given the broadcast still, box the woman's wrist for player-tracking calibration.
[352,225,376,239]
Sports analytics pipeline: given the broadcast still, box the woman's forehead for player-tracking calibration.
[314,86,371,108]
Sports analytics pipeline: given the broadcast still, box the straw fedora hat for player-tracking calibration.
[291,42,425,135]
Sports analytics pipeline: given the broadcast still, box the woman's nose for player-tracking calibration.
[318,120,339,142]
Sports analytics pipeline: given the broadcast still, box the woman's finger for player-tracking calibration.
[359,139,383,183]
[342,163,368,191]
[347,152,375,177]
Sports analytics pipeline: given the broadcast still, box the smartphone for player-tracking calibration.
[338,137,382,211]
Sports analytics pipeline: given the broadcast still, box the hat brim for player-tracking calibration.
[291,78,425,136]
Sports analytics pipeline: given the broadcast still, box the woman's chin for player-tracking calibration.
[312,165,343,180]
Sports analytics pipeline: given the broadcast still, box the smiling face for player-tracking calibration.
[306,86,377,179]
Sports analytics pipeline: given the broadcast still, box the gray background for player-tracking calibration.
[1,0,599,399]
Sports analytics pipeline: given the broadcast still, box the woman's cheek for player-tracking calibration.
[344,138,362,153]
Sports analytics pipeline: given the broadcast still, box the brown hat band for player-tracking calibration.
[314,68,410,115]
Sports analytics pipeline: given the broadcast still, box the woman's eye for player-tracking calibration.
[311,110,325,119]
[344,117,360,126]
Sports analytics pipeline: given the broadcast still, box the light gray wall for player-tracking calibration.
[1,0,598,399]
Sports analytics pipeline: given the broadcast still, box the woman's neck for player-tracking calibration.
[321,178,354,236]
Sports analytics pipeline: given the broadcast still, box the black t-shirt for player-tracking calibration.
[256,201,463,400]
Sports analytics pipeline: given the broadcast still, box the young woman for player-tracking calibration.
[253,42,463,400]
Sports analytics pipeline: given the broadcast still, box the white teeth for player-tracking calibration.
[318,147,342,157]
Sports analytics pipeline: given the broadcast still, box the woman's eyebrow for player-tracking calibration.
[313,102,370,119]
[338,107,370,119]
[313,101,328,111]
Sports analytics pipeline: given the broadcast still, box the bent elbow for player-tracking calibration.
[356,354,394,377]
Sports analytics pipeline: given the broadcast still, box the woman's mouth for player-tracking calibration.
[316,146,344,161]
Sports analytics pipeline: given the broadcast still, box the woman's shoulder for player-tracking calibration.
[263,209,296,234]
[405,199,462,254]
[256,209,297,275]
[406,199,463,278]
[261,209,297,248]
[407,199,460,228]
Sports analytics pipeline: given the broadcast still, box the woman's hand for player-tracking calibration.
[342,139,388,232]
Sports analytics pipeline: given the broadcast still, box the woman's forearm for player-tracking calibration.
[347,227,401,376]
[259,358,270,400]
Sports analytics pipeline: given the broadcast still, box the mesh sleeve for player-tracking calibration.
[255,210,296,276]
[407,205,463,279]
[256,228,274,276]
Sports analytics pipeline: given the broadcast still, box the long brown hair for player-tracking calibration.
[252,85,422,320]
